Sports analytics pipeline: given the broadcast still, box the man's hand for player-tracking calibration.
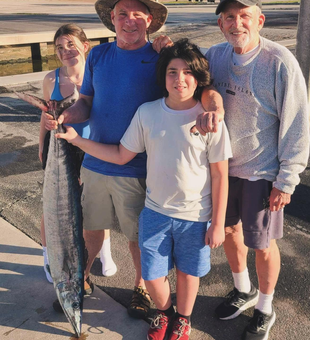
[152,35,173,53]
[197,87,225,134]
[44,112,57,130]
[44,112,66,131]
[195,111,224,134]
[269,187,291,211]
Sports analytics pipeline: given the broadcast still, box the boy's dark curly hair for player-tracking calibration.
[156,38,211,101]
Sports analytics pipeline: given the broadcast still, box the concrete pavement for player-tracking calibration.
[0,217,149,339]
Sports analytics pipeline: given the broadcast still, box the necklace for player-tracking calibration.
[64,67,83,86]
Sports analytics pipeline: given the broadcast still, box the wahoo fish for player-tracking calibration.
[15,90,84,337]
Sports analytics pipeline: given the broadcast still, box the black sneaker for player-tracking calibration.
[242,309,276,340]
[215,283,259,320]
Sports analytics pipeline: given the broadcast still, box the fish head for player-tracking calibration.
[56,281,83,337]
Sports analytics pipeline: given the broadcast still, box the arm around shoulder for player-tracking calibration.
[196,86,225,135]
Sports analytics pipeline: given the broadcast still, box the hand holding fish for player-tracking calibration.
[56,126,81,145]
[44,94,93,131]
[44,111,66,130]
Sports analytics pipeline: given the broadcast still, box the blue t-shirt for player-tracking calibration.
[80,41,163,178]
[52,68,90,138]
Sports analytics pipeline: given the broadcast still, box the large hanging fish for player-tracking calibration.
[15,90,84,337]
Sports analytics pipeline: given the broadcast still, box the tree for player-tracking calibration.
[296,0,310,100]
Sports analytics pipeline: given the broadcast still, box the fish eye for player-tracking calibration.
[72,302,80,310]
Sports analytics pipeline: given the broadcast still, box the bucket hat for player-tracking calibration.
[216,0,262,15]
[95,0,168,34]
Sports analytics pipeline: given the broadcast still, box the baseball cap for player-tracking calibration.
[216,0,262,15]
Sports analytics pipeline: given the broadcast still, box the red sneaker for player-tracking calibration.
[168,317,191,340]
[147,311,174,340]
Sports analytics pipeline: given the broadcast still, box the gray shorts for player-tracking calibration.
[225,177,283,250]
[80,167,146,242]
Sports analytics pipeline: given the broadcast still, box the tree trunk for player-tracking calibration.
[296,0,310,99]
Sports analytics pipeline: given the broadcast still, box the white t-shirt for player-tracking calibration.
[121,98,232,222]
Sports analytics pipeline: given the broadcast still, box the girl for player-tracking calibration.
[40,24,117,287]
[56,38,232,340]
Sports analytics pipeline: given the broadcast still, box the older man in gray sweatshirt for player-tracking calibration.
[198,1,309,339]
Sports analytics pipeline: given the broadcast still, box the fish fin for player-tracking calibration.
[15,92,49,112]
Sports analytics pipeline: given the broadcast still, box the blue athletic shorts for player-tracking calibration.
[139,207,211,281]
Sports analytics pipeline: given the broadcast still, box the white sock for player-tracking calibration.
[100,238,117,277]
[255,290,274,315]
[232,267,251,293]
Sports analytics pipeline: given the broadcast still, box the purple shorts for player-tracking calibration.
[225,177,283,250]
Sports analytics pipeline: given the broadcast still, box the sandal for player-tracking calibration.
[84,276,94,296]
[127,286,151,319]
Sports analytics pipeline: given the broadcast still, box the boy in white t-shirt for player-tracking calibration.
[56,38,232,340]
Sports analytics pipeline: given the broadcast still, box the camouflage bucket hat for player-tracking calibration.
[95,0,168,34]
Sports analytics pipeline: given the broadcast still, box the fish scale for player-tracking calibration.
[15,90,84,337]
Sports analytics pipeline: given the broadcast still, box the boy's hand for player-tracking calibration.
[152,35,173,53]
[205,224,225,249]
[55,126,80,145]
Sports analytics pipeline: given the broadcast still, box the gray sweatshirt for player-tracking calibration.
[206,37,309,194]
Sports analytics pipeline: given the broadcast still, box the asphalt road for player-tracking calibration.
[0,1,309,340]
